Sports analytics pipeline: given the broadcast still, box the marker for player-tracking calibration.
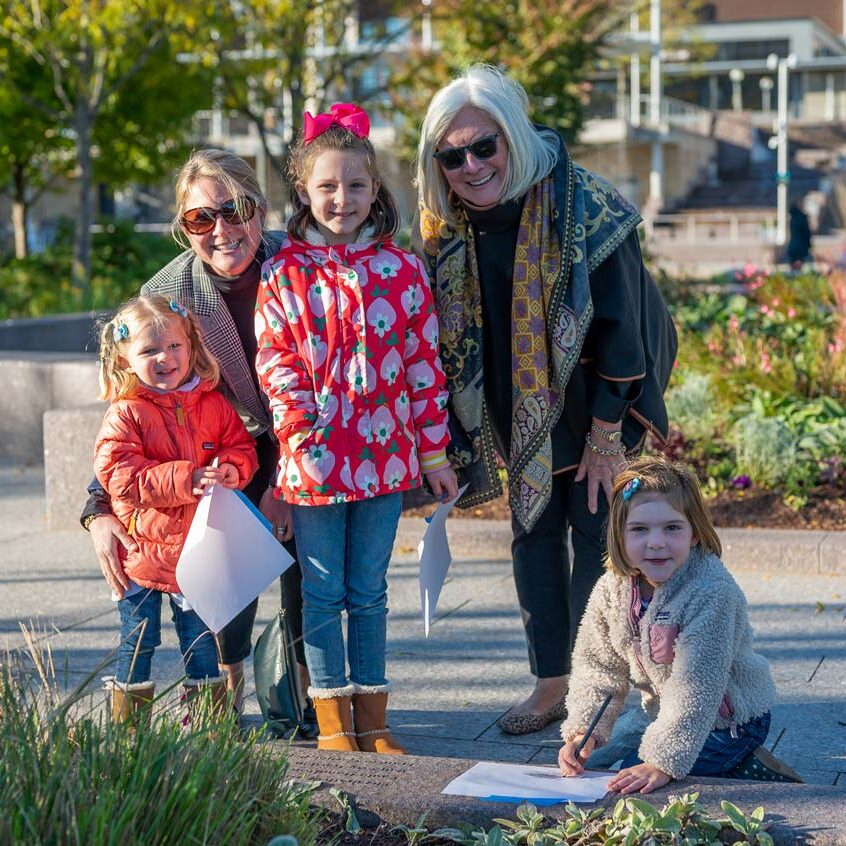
[575,693,613,758]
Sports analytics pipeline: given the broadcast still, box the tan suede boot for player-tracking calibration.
[353,692,406,754]
[109,680,155,729]
[313,695,360,751]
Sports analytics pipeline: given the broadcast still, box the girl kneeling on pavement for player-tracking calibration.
[559,456,802,791]
[95,295,257,726]
[256,104,457,753]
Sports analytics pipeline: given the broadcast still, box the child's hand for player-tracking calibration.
[217,462,240,488]
[192,465,230,494]
[425,466,459,502]
[559,735,595,776]
[607,763,671,795]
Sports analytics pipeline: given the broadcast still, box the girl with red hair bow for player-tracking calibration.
[256,104,458,754]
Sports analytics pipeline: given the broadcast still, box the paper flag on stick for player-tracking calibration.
[176,484,294,633]
[418,484,468,636]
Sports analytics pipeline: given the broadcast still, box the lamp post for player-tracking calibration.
[729,68,745,111]
[648,0,663,215]
[421,0,432,52]
[759,76,773,113]
[767,52,797,247]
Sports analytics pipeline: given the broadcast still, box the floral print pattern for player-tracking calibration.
[256,239,450,505]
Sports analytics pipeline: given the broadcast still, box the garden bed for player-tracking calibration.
[403,485,846,531]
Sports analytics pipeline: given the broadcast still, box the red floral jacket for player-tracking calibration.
[256,238,450,505]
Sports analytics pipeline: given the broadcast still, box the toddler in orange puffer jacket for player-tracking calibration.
[94,294,257,725]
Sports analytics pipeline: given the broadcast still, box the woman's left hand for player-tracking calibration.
[607,763,671,795]
[260,486,294,543]
[575,444,626,514]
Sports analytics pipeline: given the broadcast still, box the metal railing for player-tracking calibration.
[648,211,778,244]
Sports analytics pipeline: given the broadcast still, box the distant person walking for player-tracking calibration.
[415,65,677,735]
[787,202,812,266]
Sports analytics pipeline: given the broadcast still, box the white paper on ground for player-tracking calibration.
[418,483,469,636]
[175,484,294,633]
[442,761,613,803]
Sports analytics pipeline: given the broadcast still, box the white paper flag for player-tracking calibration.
[418,484,468,636]
[176,484,294,633]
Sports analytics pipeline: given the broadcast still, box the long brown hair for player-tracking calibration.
[605,455,722,579]
[287,125,399,243]
[98,295,219,401]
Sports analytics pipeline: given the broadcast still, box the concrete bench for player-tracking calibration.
[0,352,102,463]
[43,404,108,530]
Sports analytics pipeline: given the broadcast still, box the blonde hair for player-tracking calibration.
[171,148,268,248]
[98,295,219,401]
[287,124,399,242]
[605,456,722,579]
[416,64,560,227]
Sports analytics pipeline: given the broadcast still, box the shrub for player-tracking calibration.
[0,657,323,846]
[731,412,798,488]
[665,372,720,443]
[0,218,181,319]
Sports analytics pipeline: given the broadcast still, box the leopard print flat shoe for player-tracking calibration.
[496,696,568,735]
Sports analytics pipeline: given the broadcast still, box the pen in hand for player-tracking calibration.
[574,693,613,760]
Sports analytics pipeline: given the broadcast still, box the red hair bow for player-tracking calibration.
[303,103,371,144]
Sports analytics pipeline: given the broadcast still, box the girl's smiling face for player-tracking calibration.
[122,317,191,392]
[624,494,697,592]
[297,150,379,245]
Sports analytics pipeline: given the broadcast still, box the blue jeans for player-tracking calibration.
[116,589,220,684]
[620,712,771,777]
[292,493,402,691]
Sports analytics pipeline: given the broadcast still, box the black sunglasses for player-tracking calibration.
[433,133,500,170]
[181,196,257,234]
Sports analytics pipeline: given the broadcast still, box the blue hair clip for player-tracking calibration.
[169,299,188,318]
[112,322,129,342]
[622,477,641,500]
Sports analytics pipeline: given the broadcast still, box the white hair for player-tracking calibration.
[416,64,560,226]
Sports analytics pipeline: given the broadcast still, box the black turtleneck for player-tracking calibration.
[206,259,277,483]
[465,199,523,460]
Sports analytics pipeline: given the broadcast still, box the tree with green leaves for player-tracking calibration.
[0,50,73,259]
[203,0,414,205]
[0,0,215,295]
[388,0,708,160]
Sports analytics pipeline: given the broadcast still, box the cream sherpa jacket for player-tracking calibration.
[560,548,776,778]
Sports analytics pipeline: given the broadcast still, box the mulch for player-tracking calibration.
[402,485,846,531]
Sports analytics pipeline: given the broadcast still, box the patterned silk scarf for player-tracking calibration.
[420,175,589,531]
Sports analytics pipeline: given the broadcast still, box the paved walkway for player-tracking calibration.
[2,462,844,789]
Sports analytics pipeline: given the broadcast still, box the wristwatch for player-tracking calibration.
[591,422,622,444]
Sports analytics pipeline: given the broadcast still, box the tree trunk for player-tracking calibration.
[12,163,28,259]
[72,98,93,301]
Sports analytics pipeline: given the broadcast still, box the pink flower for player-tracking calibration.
[787,307,797,318]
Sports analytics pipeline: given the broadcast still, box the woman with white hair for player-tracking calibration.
[416,66,677,734]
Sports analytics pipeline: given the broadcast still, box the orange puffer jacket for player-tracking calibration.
[94,379,258,593]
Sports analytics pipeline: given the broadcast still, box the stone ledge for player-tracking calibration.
[280,746,846,845]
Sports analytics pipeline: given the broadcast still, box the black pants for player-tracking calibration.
[511,470,607,678]
[215,433,305,666]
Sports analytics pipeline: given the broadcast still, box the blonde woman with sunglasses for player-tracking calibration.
[415,65,677,735]
[79,149,316,733]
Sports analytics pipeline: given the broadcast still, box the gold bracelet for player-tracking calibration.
[590,422,622,444]
[585,432,625,457]
[82,512,106,532]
